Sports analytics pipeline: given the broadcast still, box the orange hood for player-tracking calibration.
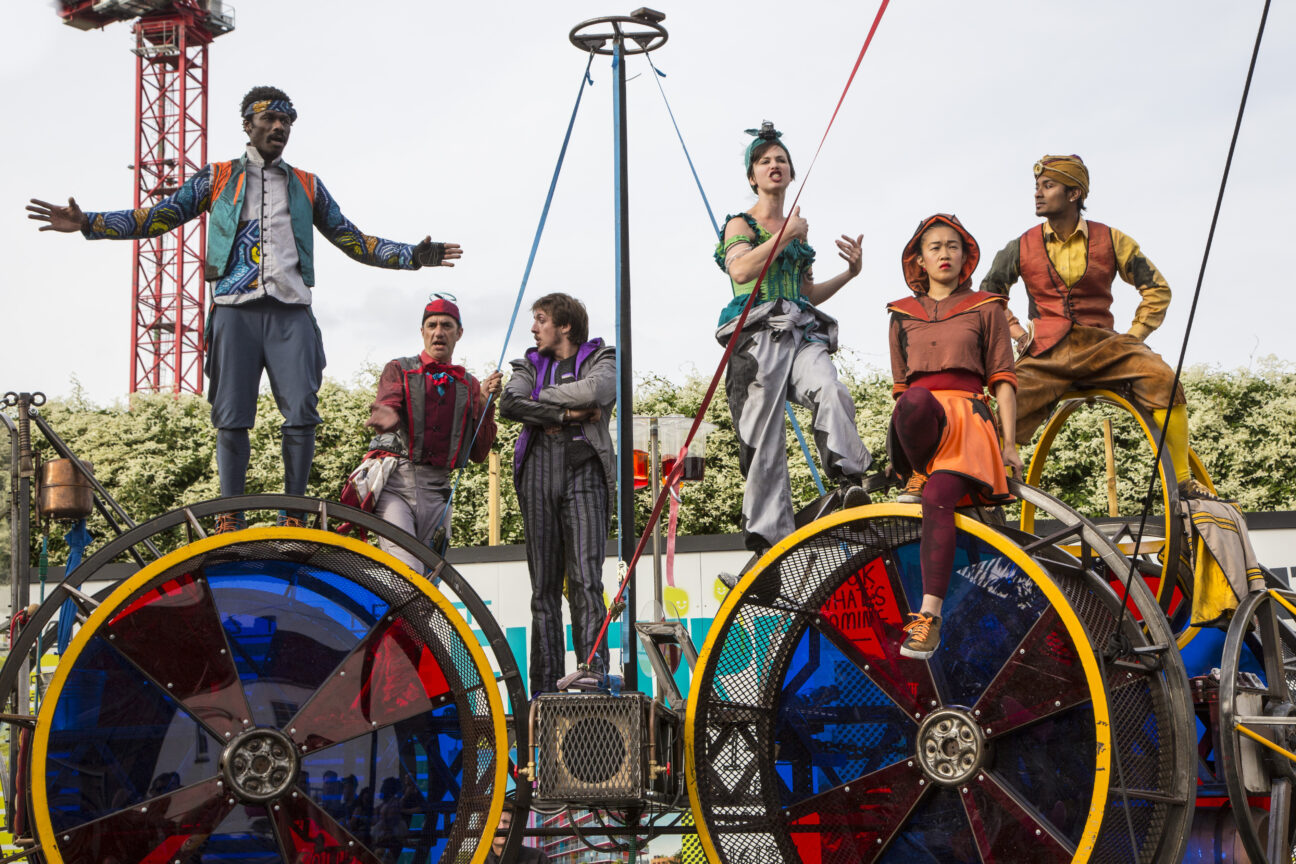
[902,213,980,295]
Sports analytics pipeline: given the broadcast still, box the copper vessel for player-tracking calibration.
[37,459,95,520]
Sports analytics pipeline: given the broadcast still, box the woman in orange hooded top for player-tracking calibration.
[886,213,1023,659]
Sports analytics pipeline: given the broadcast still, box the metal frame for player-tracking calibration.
[1021,389,1216,646]
[1220,588,1296,864]
[566,8,669,693]
[568,11,668,55]
[1004,481,1197,863]
[129,5,212,395]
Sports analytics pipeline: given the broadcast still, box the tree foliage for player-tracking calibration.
[4,359,1296,576]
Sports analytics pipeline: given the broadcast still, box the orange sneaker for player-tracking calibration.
[898,472,928,504]
[900,612,941,659]
[215,513,246,534]
[277,512,307,528]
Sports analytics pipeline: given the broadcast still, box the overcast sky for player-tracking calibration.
[3,0,1293,405]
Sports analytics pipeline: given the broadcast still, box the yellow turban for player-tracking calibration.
[1033,154,1089,198]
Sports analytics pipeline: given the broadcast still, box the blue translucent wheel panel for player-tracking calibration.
[31,528,506,864]
[686,507,1191,864]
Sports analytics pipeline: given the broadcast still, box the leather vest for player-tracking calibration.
[1018,221,1117,356]
[370,357,475,468]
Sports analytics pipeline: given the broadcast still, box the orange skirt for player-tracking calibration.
[924,390,1012,505]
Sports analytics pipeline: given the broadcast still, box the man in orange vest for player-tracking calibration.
[980,154,1212,499]
[28,85,461,529]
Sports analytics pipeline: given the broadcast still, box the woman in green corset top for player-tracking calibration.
[714,121,871,555]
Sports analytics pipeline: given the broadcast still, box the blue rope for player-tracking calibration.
[644,53,721,239]
[643,53,828,496]
[426,53,596,556]
[786,404,827,495]
[57,519,92,653]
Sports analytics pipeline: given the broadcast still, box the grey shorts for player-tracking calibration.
[205,299,326,430]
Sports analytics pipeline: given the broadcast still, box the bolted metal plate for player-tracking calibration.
[219,727,299,803]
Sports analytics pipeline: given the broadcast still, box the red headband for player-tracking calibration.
[423,297,461,325]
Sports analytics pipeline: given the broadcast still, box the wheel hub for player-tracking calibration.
[219,728,299,802]
[916,708,986,786]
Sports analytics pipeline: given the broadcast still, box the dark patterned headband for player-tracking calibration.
[243,99,298,122]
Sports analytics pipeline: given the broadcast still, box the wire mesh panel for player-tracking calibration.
[29,527,506,864]
[684,506,1179,864]
[534,692,681,806]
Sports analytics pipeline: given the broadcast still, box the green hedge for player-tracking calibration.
[3,359,1295,573]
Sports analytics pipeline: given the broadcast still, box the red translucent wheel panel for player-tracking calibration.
[685,506,1192,864]
[29,528,507,864]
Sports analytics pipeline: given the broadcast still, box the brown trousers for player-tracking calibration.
[1016,325,1185,443]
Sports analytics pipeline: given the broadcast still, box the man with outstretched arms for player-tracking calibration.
[28,85,462,530]
[979,154,1212,498]
[358,295,500,571]
[500,293,614,697]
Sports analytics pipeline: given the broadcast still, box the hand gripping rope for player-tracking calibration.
[584,0,893,670]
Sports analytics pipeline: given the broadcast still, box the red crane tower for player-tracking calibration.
[56,0,235,395]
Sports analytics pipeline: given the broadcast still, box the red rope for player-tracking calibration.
[587,0,893,669]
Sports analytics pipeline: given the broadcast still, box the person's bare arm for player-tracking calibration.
[723,209,807,284]
[801,233,862,305]
[994,380,1023,478]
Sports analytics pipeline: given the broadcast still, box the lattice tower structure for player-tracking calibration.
[56,1,235,395]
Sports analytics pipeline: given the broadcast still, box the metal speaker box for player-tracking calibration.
[534,692,681,806]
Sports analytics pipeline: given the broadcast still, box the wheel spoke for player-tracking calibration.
[103,571,254,741]
[814,555,940,717]
[1268,776,1293,864]
[962,772,1075,863]
[1260,598,1293,703]
[287,613,454,752]
[971,607,1090,738]
[783,760,929,862]
[56,777,232,862]
[272,792,388,864]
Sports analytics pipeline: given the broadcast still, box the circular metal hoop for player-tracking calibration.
[685,504,1191,863]
[6,497,526,864]
[1021,389,1215,648]
[1220,588,1296,864]
[569,14,668,55]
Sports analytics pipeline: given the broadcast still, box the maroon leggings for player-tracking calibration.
[893,388,979,601]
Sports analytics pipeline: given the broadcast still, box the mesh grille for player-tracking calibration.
[535,693,679,806]
[1042,557,1179,864]
[114,536,499,864]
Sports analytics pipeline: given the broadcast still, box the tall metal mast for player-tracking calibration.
[570,9,668,693]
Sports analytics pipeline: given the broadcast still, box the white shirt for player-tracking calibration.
[240,144,312,305]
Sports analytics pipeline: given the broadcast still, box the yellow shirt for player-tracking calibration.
[981,218,1172,341]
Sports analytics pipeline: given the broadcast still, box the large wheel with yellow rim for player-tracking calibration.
[4,496,517,864]
[1021,389,1217,648]
[685,503,1193,864]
